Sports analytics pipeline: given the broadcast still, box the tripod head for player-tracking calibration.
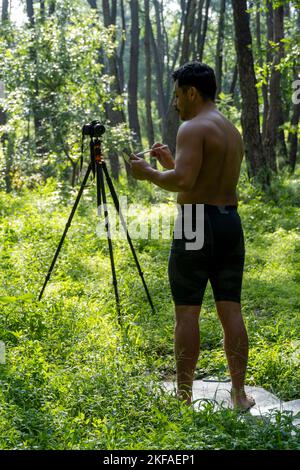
[80,120,106,177]
[82,120,106,138]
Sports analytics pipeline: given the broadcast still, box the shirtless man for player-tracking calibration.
[130,62,255,411]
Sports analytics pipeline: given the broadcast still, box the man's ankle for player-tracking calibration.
[231,387,246,397]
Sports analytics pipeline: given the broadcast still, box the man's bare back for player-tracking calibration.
[177,108,244,206]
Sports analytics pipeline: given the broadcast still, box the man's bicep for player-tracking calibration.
[174,125,203,190]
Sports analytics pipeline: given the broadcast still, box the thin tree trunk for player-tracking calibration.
[215,0,226,98]
[232,0,268,185]
[264,4,287,172]
[154,0,165,79]
[181,0,197,62]
[40,0,45,20]
[128,0,141,144]
[229,63,238,96]
[161,2,172,104]
[163,0,197,153]
[256,3,268,136]
[4,134,14,193]
[49,0,56,15]
[1,0,13,191]
[288,9,300,175]
[1,0,8,21]
[198,0,210,62]
[194,0,205,60]
[118,0,126,91]
[262,0,273,140]
[274,5,288,165]
[101,0,125,179]
[284,2,290,19]
[26,0,45,157]
[144,0,156,167]
[288,85,300,173]
[171,1,186,71]
[149,20,167,133]
[87,0,97,8]
[26,0,34,22]
[102,0,124,112]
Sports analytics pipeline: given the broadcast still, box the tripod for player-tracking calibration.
[38,127,155,324]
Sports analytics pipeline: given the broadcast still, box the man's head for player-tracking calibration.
[172,62,217,120]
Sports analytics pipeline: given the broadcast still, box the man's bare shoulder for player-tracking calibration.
[177,117,208,139]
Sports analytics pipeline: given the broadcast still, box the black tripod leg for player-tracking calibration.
[38,163,92,301]
[97,162,121,323]
[102,162,155,314]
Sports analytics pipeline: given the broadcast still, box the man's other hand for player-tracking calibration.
[150,143,175,170]
[130,154,153,180]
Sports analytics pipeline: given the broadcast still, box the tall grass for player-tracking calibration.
[0,170,299,449]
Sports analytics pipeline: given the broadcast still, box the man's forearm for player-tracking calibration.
[146,168,187,192]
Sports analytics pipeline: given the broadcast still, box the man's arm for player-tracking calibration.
[131,122,203,192]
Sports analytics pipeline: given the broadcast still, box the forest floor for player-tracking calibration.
[0,168,300,449]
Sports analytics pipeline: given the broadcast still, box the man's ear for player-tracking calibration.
[189,86,198,101]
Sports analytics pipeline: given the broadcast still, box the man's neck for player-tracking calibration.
[195,100,216,116]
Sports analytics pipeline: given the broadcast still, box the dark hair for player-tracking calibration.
[172,61,217,101]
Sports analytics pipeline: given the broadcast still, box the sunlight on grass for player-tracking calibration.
[0,172,300,449]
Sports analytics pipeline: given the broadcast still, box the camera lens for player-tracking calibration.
[82,121,105,137]
[94,124,105,137]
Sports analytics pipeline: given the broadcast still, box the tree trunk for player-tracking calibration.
[194,0,205,60]
[4,134,14,193]
[118,0,126,91]
[198,0,210,62]
[101,0,125,179]
[284,2,290,19]
[229,63,238,97]
[256,4,268,137]
[128,0,141,144]
[262,0,273,140]
[87,0,97,8]
[144,0,155,166]
[171,1,186,71]
[40,0,45,20]
[232,0,268,185]
[288,86,300,173]
[1,0,8,21]
[264,4,287,172]
[161,4,172,105]
[101,0,124,118]
[149,20,167,134]
[26,0,46,157]
[49,1,56,15]
[274,5,288,165]
[164,0,197,154]
[1,1,13,191]
[215,0,226,98]
[26,0,34,23]
[153,0,165,79]
[181,0,197,62]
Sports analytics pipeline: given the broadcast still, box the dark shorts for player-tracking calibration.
[168,204,245,305]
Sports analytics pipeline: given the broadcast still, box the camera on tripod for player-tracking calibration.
[39,119,155,320]
[82,120,106,138]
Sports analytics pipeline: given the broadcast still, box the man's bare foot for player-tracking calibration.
[231,388,255,412]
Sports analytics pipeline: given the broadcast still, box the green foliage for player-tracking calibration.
[0,170,300,449]
[0,1,128,187]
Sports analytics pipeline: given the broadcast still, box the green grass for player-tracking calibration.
[0,170,300,449]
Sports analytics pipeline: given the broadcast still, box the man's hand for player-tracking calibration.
[130,154,153,180]
[150,142,175,170]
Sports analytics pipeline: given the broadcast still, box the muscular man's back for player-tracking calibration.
[177,109,244,206]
